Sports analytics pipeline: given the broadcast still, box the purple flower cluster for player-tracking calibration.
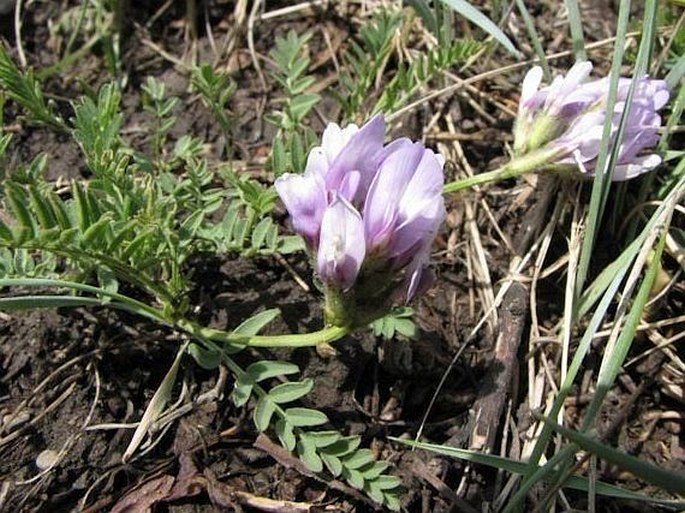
[514,61,669,181]
[275,115,445,313]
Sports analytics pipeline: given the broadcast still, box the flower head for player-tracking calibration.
[275,115,445,326]
[513,61,669,180]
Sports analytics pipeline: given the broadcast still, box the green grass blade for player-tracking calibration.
[582,203,672,426]
[514,0,551,79]
[564,0,586,60]
[438,0,520,57]
[0,45,65,131]
[508,447,578,513]
[665,52,685,90]
[574,0,633,295]
[537,417,685,495]
[522,172,685,498]
[405,0,438,35]
[659,80,685,154]
[391,438,685,507]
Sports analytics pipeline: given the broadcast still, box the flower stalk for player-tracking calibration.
[176,318,351,348]
[443,147,562,194]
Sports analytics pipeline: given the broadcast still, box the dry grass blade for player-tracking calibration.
[123,341,189,462]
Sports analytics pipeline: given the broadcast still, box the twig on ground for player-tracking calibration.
[468,281,528,453]
[253,433,373,507]
[139,35,192,71]
[409,458,480,513]
[260,0,329,21]
[274,253,310,292]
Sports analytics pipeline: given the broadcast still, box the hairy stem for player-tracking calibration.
[176,318,350,348]
[443,148,560,194]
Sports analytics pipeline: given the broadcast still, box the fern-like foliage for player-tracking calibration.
[0,157,300,306]
[267,30,321,133]
[0,56,302,314]
[0,166,172,300]
[186,314,403,509]
[337,9,404,118]
[71,82,125,176]
[373,39,482,114]
[0,247,57,279]
[371,306,418,340]
[269,127,320,177]
[337,9,481,117]
[233,360,403,510]
[191,64,236,158]
[0,45,65,131]
[266,30,321,176]
[142,76,180,164]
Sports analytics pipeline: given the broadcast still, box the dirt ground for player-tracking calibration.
[0,1,683,512]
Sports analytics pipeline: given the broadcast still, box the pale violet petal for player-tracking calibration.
[398,149,445,219]
[363,142,424,251]
[325,114,386,200]
[338,170,361,203]
[391,198,445,266]
[404,250,435,302]
[317,196,366,290]
[321,122,359,164]
[547,61,593,113]
[612,154,661,181]
[275,172,326,245]
[304,146,329,178]
[520,66,543,111]
[330,115,385,172]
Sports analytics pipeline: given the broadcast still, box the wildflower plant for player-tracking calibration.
[0,43,405,510]
[0,1,683,512]
[267,30,321,176]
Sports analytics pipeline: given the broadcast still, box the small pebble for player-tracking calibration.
[36,449,59,470]
[2,411,31,431]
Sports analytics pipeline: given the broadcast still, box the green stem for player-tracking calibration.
[37,32,106,81]
[195,335,296,434]
[176,318,350,348]
[0,277,351,348]
[442,148,560,194]
[0,277,166,322]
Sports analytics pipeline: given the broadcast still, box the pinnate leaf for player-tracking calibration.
[297,435,323,472]
[342,448,376,470]
[321,453,343,476]
[233,308,280,336]
[253,396,276,432]
[246,360,300,382]
[275,419,297,452]
[284,407,328,427]
[268,379,313,404]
